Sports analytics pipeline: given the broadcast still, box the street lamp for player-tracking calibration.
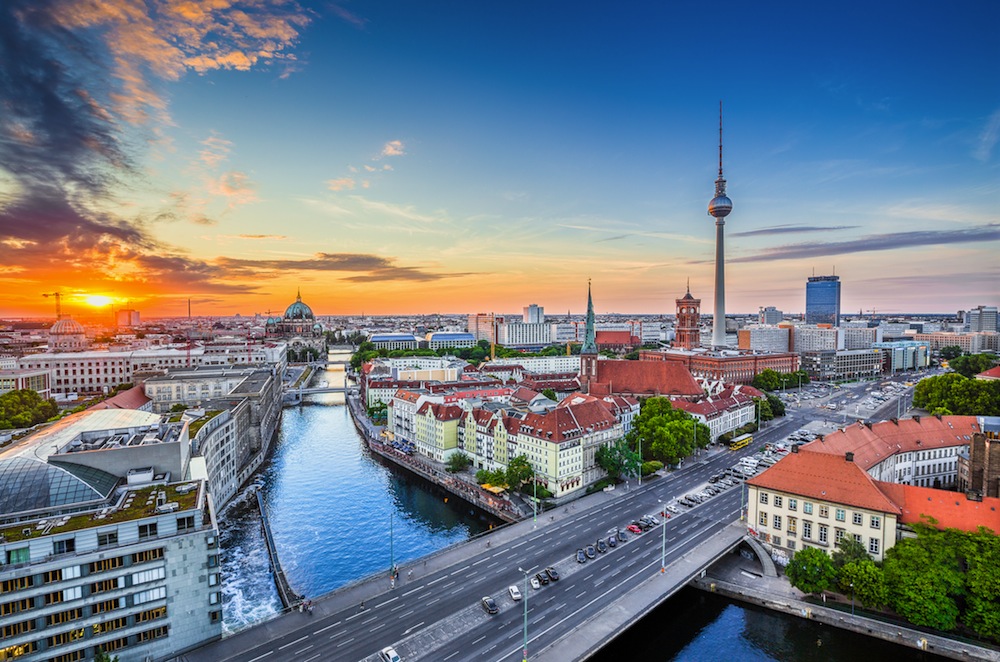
[637,437,642,487]
[658,499,666,573]
[389,512,396,587]
[518,566,536,662]
[850,582,855,616]
[532,477,537,528]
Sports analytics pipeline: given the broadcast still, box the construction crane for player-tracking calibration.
[43,292,63,320]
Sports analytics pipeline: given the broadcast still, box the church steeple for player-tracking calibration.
[581,280,597,355]
[296,287,302,302]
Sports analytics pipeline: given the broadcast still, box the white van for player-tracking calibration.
[739,457,759,468]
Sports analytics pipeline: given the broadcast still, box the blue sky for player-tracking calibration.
[1,0,997,317]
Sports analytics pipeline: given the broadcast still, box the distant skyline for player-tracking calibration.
[1,1,997,319]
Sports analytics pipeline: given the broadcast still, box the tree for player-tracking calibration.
[169,403,189,413]
[831,537,868,569]
[94,651,119,662]
[631,398,710,466]
[541,388,557,401]
[505,455,534,488]
[0,389,60,430]
[963,527,1000,641]
[912,373,1000,416]
[751,369,782,392]
[475,468,508,488]
[446,451,472,473]
[949,352,997,379]
[939,345,963,361]
[785,546,836,595]
[883,535,962,631]
[595,439,641,481]
[766,393,786,417]
[838,559,888,610]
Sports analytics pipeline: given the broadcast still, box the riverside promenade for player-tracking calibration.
[693,553,1000,662]
[345,392,522,523]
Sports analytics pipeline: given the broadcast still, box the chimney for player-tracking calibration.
[845,452,854,463]
[890,418,898,425]
[817,434,824,442]
[913,415,921,423]
[791,444,799,453]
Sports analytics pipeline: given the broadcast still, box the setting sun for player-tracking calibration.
[85,295,113,307]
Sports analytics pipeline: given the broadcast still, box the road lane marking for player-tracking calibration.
[293,646,313,655]
[427,576,447,585]
[371,622,386,631]
[247,653,271,662]
[404,621,425,635]
[335,637,355,648]
[313,621,342,634]
[277,636,308,651]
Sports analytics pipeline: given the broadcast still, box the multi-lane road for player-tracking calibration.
[185,378,926,662]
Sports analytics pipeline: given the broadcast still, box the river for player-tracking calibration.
[217,355,939,660]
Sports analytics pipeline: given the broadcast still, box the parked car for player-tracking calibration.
[545,567,560,582]
[627,524,642,534]
[379,646,402,662]
[530,576,541,590]
[666,505,680,514]
[482,596,499,614]
[576,549,587,563]
[585,545,597,559]
[596,539,607,553]
[607,535,618,548]
[617,529,629,542]
[509,585,522,601]
[535,572,549,586]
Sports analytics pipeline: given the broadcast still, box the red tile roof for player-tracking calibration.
[748,450,902,514]
[801,416,980,470]
[976,365,1000,380]
[87,385,151,411]
[876,482,1000,534]
[416,402,463,422]
[591,360,702,397]
[517,399,618,443]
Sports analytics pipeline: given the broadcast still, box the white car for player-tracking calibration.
[530,576,541,590]
[379,646,402,662]
[509,585,522,601]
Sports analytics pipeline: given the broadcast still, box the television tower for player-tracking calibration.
[708,102,733,348]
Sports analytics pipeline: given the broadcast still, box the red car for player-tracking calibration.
[626,524,642,534]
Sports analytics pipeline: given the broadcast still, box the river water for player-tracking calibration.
[218,356,938,660]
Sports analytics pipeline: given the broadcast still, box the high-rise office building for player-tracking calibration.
[805,275,841,327]
[967,305,998,333]
[758,306,782,325]
[523,304,545,324]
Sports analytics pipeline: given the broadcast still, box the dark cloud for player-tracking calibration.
[731,225,860,238]
[730,224,1000,263]
[216,253,469,282]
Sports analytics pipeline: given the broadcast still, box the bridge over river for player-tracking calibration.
[170,424,792,662]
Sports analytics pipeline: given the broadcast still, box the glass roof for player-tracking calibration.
[0,457,116,515]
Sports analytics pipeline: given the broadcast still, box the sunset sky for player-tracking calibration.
[1,1,997,320]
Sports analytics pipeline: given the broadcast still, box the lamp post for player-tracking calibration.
[532,477,537,528]
[518,566,536,662]
[389,512,396,586]
[658,499,666,573]
[850,582,855,616]
[638,437,642,487]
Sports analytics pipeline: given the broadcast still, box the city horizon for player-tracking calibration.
[1,1,997,319]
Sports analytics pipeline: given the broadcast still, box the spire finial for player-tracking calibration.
[718,101,724,179]
[686,277,690,295]
[296,287,301,301]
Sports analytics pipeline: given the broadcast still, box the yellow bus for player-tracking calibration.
[729,433,753,451]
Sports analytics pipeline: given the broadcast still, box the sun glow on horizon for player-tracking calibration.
[85,295,113,307]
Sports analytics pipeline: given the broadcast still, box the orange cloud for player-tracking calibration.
[327,177,356,191]
[382,140,405,156]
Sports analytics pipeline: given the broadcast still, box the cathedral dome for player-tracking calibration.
[284,289,314,320]
[50,318,85,335]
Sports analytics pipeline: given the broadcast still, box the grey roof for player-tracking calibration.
[0,456,116,514]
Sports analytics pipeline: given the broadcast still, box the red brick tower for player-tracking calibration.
[675,281,701,350]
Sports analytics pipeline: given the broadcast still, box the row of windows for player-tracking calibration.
[758,511,883,555]
[758,492,880,528]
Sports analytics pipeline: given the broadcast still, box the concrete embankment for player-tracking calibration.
[691,572,1000,661]
[255,490,302,609]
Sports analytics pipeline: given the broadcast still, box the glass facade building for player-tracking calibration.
[805,275,841,326]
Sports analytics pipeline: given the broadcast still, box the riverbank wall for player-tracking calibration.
[255,490,302,610]
[691,573,1000,661]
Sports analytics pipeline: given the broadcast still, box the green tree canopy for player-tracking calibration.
[838,559,888,610]
[939,345,963,361]
[912,373,1000,415]
[541,388,557,401]
[882,526,965,631]
[446,451,472,473]
[631,397,710,466]
[785,546,837,595]
[595,439,641,480]
[949,352,997,378]
[831,537,869,569]
[505,455,534,488]
[0,389,59,430]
